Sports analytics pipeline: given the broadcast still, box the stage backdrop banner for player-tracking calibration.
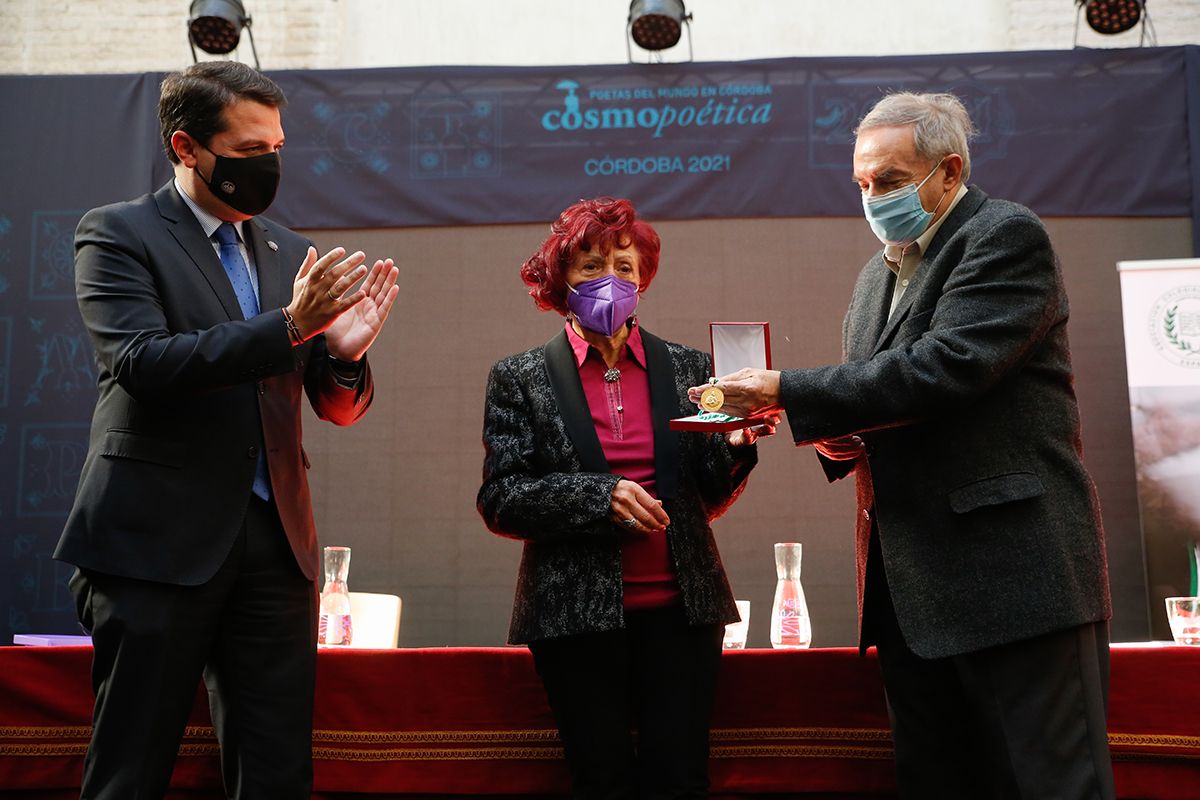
[256,47,1194,231]
[1118,259,1200,639]
[0,46,1197,646]
[0,46,1185,236]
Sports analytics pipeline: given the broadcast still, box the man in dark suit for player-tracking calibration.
[54,62,399,799]
[693,93,1114,797]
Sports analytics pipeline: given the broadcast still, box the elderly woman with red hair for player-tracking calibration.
[478,197,771,799]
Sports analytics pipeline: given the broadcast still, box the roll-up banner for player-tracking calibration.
[1118,258,1200,639]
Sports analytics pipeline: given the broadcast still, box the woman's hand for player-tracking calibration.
[610,479,670,533]
[725,414,781,447]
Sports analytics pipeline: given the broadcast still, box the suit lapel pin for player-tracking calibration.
[267,240,278,251]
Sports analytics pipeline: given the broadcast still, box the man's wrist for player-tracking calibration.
[327,353,364,388]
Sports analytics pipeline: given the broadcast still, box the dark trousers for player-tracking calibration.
[68,497,317,800]
[862,527,1115,799]
[528,605,724,800]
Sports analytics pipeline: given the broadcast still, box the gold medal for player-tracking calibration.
[699,385,724,413]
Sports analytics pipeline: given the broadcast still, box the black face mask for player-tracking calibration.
[196,142,281,216]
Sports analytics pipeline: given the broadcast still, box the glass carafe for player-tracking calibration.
[770,542,812,649]
[318,546,353,646]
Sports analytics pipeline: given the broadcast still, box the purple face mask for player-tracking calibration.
[567,274,639,337]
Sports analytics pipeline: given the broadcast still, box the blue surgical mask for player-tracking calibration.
[862,158,947,246]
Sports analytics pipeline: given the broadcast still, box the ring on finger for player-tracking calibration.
[327,289,338,301]
[622,518,638,529]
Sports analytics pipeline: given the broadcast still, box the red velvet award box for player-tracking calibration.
[670,322,772,432]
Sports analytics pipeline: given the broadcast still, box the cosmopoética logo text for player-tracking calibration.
[541,79,773,139]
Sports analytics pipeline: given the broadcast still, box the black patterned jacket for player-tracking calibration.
[478,327,756,644]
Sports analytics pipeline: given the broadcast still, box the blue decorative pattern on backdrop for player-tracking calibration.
[808,81,1015,170]
[25,318,94,407]
[29,212,83,299]
[411,93,501,179]
[18,424,89,518]
[307,99,395,178]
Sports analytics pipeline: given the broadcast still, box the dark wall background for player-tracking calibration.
[298,215,1190,648]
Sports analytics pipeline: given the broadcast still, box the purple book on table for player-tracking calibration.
[12,634,92,646]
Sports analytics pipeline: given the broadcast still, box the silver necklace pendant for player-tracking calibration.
[604,367,621,383]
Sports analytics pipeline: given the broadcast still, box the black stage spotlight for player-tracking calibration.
[1083,0,1142,34]
[188,0,259,68]
[627,0,693,63]
[1074,0,1155,46]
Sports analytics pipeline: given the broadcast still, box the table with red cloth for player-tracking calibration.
[0,645,1197,798]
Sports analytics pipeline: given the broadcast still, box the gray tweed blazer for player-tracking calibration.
[780,186,1112,659]
[478,327,754,644]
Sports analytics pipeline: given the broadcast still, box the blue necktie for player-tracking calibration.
[214,222,259,317]
[214,222,270,501]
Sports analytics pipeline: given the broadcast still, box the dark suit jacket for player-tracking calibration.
[55,181,373,585]
[780,186,1111,659]
[478,327,755,644]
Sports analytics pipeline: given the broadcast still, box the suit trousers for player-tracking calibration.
[69,496,318,800]
[528,605,724,800]
[862,525,1115,799]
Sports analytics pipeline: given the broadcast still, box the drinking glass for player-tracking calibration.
[1164,596,1200,645]
[723,600,750,649]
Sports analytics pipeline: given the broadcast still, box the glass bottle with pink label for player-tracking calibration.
[318,546,353,646]
[770,542,812,649]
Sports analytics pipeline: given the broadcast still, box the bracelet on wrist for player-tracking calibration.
[281,307,305,345]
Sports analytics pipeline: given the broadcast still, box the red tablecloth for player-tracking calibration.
[0,645,1197,798]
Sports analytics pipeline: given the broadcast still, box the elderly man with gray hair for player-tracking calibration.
[692,92,1114,797]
